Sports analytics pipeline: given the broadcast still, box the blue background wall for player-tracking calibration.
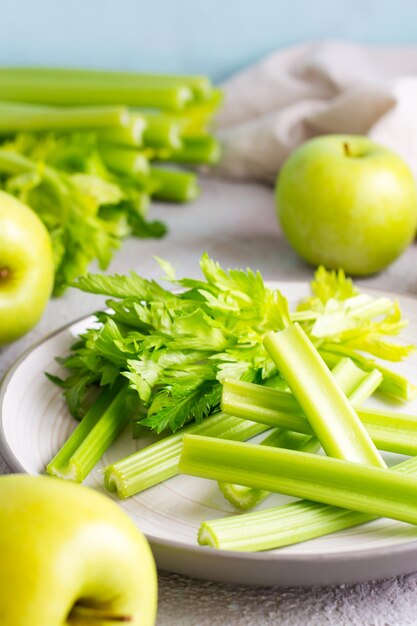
[2,0,417,81]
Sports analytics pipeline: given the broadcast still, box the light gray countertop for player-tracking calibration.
[1,177,417,626]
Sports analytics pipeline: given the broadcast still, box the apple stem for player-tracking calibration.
[0,266,10,281]
[69,605,133,622]
[343,142,351,157]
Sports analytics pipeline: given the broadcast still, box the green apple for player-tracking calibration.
[0,474,157,626]
[275,135,417,275]
[0,191,54,344]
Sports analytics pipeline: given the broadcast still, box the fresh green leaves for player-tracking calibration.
[53,256,415,434]
[293,266,414,362]
[55,255,296,432]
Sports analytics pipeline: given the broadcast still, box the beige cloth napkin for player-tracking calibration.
[214,41,417,184]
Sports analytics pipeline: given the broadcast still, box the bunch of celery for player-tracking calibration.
[47,257,417,515]
[0,69,222,294]
[178,301,417,552]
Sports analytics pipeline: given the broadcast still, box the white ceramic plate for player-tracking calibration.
[2,282,417,587]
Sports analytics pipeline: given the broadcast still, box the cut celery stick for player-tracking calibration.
[221,378,417,455]
[175,89,224,132]
[199,500,370,552]
[198,448,417,552]
[264,324,385,467]
[47,380,131,482]
[328,356,374,398]
[157,136,221,165]
[180,435,417,525]
[142,114,183,149]
[320,346,417,401]
[348,369,383,406]
[0,101,129,134]
[97,116,146,148]
[0,68,197,109]
[219,430,319,510]
[353,408,417,456]
[219,358,379,511]
[104,412,268,498]
[150,167,200,203]
[99,146,149,176]
[0,68,214,102]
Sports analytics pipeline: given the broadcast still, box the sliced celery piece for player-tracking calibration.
[0,68,198,109]
[0,68,214,102]
[0,101,128,134]
[219,358,380,510]
[218,430,319,510]
[198,447,417,552]
[348,369,383,406]
[104,413,268,498]
[264,324,385,467]
[354,408,417,456]
[180,435,417,525]
[150,167,200,203]
[97,116,146,148]
[199,500,369,552]
[47,380,131,482]
[156,136,221,165]
[99,146,149,177]
[180,88,223,123]
[142,113,183,149]
[222,378,417,455]
[320,346,417,401]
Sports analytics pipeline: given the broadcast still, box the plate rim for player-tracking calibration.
[3,281,417,586]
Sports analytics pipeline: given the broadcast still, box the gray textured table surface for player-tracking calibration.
[2,178,417,626]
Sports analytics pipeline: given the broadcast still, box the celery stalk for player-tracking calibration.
[183,87,223,114]
[99,146,149,176]
[348,369,383,406]
[219,430,319,510]
[0,68,198,109]
[97,116,146,148]
[47,380,131,482]
[150,167,200,203]
[320,346,417,401]
[222,378,417,455]
[104,413,268,498]
[0,68,214,102]
[176,89,224,131]
[353,408,417,456]
[157,136,221,165]
[264,324,385,467]
[199,500,371,552]
[219,358,379,510]
[180,435,417,525]
[198,447,417,552]
[0,101,129,134]
[142,114,183,149]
